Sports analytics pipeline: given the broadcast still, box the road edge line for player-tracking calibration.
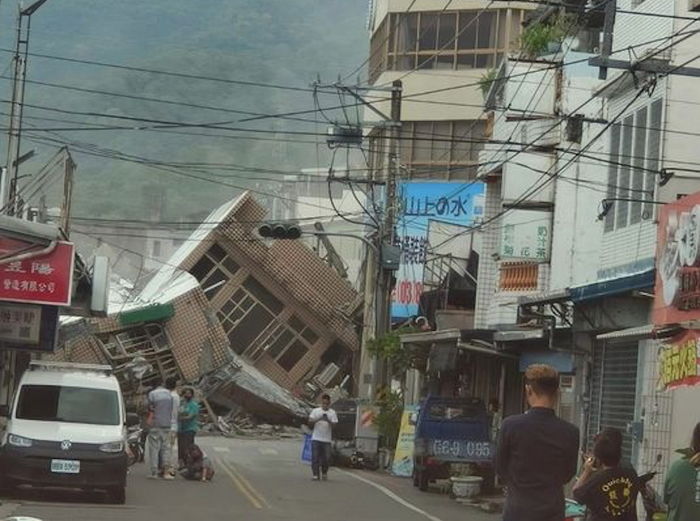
[336,469,445,521]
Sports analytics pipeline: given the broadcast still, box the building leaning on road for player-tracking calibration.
[53,192,359,416]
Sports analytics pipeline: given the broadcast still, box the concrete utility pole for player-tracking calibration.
[4,0,51,216]
[309,79,402,401]
[375,80,402,391]
[358,80,402,400]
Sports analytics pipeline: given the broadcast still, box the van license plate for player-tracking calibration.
[50,459,80,474]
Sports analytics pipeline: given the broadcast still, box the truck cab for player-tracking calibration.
[412,396,494,491]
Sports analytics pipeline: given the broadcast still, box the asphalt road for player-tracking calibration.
[1,437,497,521]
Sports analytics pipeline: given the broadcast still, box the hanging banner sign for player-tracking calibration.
[654,192,700,325]
[392,404,419,477]
[658,329,700,391]
[392,182,484,319]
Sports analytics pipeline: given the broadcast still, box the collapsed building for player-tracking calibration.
[51,193,360,422]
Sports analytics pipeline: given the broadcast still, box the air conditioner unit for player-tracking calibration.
[314,363,341,387]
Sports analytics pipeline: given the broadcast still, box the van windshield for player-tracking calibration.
[16,385,120,426]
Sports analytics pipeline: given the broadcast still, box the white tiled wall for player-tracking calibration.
[475,179,503,328]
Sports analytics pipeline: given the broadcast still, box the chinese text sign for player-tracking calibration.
[392,182,484,319]
[658,329,700,391]
[0,241,74,306]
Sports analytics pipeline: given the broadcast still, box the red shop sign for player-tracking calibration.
[0,240,75,306]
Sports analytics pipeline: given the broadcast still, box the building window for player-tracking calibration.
[257,314,317,372]
[370,120,486,180]
[369,9,525,82]
[605,98,663,232]
[152,240,162,258]
[217,276,284,355]
[99,324,169,358]
[189,243,240,298]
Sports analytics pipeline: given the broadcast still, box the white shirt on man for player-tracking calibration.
[309,407,338,443]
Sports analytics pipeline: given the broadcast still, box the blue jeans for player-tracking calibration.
[311,440,331,477]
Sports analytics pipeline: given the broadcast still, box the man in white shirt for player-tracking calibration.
[308,394,338,481]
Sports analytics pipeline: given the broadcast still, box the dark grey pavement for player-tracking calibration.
[3,437,496,521]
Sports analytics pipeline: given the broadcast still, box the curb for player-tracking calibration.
[0,501,21,519]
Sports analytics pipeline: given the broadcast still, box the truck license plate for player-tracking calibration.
[50,459,80,473]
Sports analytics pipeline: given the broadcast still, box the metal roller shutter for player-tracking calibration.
[587,341,639,464]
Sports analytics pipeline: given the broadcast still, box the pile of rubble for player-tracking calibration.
[202,410,305,439]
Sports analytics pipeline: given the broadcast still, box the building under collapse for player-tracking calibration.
[51,192,360,421]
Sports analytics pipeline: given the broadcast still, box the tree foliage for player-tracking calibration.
[367,326,424,378]
[373,388,404,450]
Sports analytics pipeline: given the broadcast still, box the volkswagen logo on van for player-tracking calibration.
[61,440,72,451]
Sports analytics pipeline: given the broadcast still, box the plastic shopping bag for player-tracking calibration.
[301,434,312,464]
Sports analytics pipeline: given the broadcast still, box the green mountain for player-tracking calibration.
[2,0,368,220]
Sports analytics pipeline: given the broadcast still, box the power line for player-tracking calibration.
[0,48,337,94]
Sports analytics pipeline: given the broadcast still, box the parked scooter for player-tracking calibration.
[639,472,667,521]
[127,425,145,466]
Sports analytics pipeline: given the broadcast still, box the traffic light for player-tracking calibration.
[258,222,302,240]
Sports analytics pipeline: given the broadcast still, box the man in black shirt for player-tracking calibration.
[496,364,580,521]
[573,429,638,521]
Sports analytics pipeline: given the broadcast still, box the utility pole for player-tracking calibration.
[4,0,52,215]
[357,80,402,400]
[310,79,402,401]
[374,80,402,391]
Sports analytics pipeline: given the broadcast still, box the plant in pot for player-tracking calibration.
[519,13,578,58]
[479,68,498,99]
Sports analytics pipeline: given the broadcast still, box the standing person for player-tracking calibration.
[308,394,338,481]
[488,398,502,442]
[178,386,200,468]
[664,422,700,521]
[573,428,639,520]
[496,364,580,521]
[146,376,178,480]
[166,378,180,478]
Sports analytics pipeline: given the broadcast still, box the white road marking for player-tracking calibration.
[336,469,445,521]
[212,446,230,453]
[258,447,279,455]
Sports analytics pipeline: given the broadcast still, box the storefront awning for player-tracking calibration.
[494,328,545,342]
[517,289,571,306]
[457,341,518,359]
[569,270,655,303]
[596,324,682,342]
[118,303,175,326]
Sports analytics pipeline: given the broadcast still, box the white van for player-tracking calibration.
[0,361,137,504]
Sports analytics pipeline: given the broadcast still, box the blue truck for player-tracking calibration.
[412,396,494,492]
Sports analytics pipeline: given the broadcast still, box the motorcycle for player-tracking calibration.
[639,472,667,521]
[126,426,145,466]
